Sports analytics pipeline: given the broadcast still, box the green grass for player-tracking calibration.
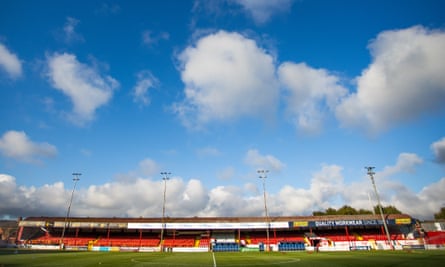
[0,249,444,267]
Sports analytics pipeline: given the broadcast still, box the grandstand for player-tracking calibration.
[12,213,443,252]
[420,221,445,248]
[0,220,18,248]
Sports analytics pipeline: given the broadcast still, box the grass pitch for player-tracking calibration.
[1,249,444,267]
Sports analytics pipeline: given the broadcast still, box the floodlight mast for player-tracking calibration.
[60,172,81,250]
[160,172,170,252]
[258,169,270,252]
[365,166,393,250]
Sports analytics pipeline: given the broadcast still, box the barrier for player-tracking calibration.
[172,247,208,252]
[350,246,371,250]
[402,245,425,250]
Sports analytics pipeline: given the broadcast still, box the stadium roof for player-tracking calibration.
[20,214,412,223]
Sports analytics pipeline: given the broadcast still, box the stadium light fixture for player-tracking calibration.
[365,166,393,250]
[160,171,171,252]
[60,172,81,250]
[257,169,270,252]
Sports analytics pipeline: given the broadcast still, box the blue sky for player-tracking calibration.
[1,0,445,220]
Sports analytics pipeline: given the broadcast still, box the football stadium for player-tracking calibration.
[4,214,444,252]
[1,214,445,266]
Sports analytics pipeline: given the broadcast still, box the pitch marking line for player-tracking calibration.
[212,251,217,267]
[130,255,301,266]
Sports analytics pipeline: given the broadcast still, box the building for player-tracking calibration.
[15,213,429,252]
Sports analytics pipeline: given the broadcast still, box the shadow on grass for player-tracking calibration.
[0,248,81,255]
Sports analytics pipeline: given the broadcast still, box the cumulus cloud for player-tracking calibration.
[244,149,285,172]
[273,165,344,216]
[361,153,423,202]
[46,52,119,125]
[336,26,445,134]
[179,179,209,216]
[232,0,295,24]
[0,173,210,218]
[0,130,57,163]
[431,137,445,164]
[1,156,444,219]
[278,62,348,134]
[132,70,158,106]
[388,177,445,219]
[379,153,423,177]
[0,174,66,217]
[175,30,279,129]
[0,43,22,79]
[342,153,430,217]
[198,185,262,217]
[81,178,166,217]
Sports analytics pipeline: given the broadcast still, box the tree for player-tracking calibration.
[434,207,445,219]
[312,206,373,216]
[374,205,402,214]
[337,205,359,215]
[358,209,373,215]
[325,208,337,215]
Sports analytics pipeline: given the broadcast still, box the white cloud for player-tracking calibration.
[132,70,158,106]
[63,17,84,43]
[389,178,445,219]
[431,137,445,164]
[341,154,427,216]
[379,153,423,178]
[198,185,262,217]
[336,26,445,134]
[80,178,168,217]
[0,153,442,220]
[46,52,119,125]
[232,0,295,24]
[0,174,209,218]
[0,174,22,214]
[278,62,348,134]
[178,179,209,216]
[244,149,285,172]
[0,174,66,217]
[351,152,441,219]
[0,43,22,79]
[309,164,344,208]
[175,30,279,129]
[0,130,57,163]
[276,185,315,215]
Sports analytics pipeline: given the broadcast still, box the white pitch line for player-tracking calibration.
[212,251,217,267]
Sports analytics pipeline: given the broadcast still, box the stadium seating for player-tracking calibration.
[425,231,445,245]
[275,231,305,242]
[278,241,305,251]
[212,242,240,252]
[246,231,270,245]
[163,235,196,247]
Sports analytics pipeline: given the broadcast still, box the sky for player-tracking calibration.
[0,0,445,221]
